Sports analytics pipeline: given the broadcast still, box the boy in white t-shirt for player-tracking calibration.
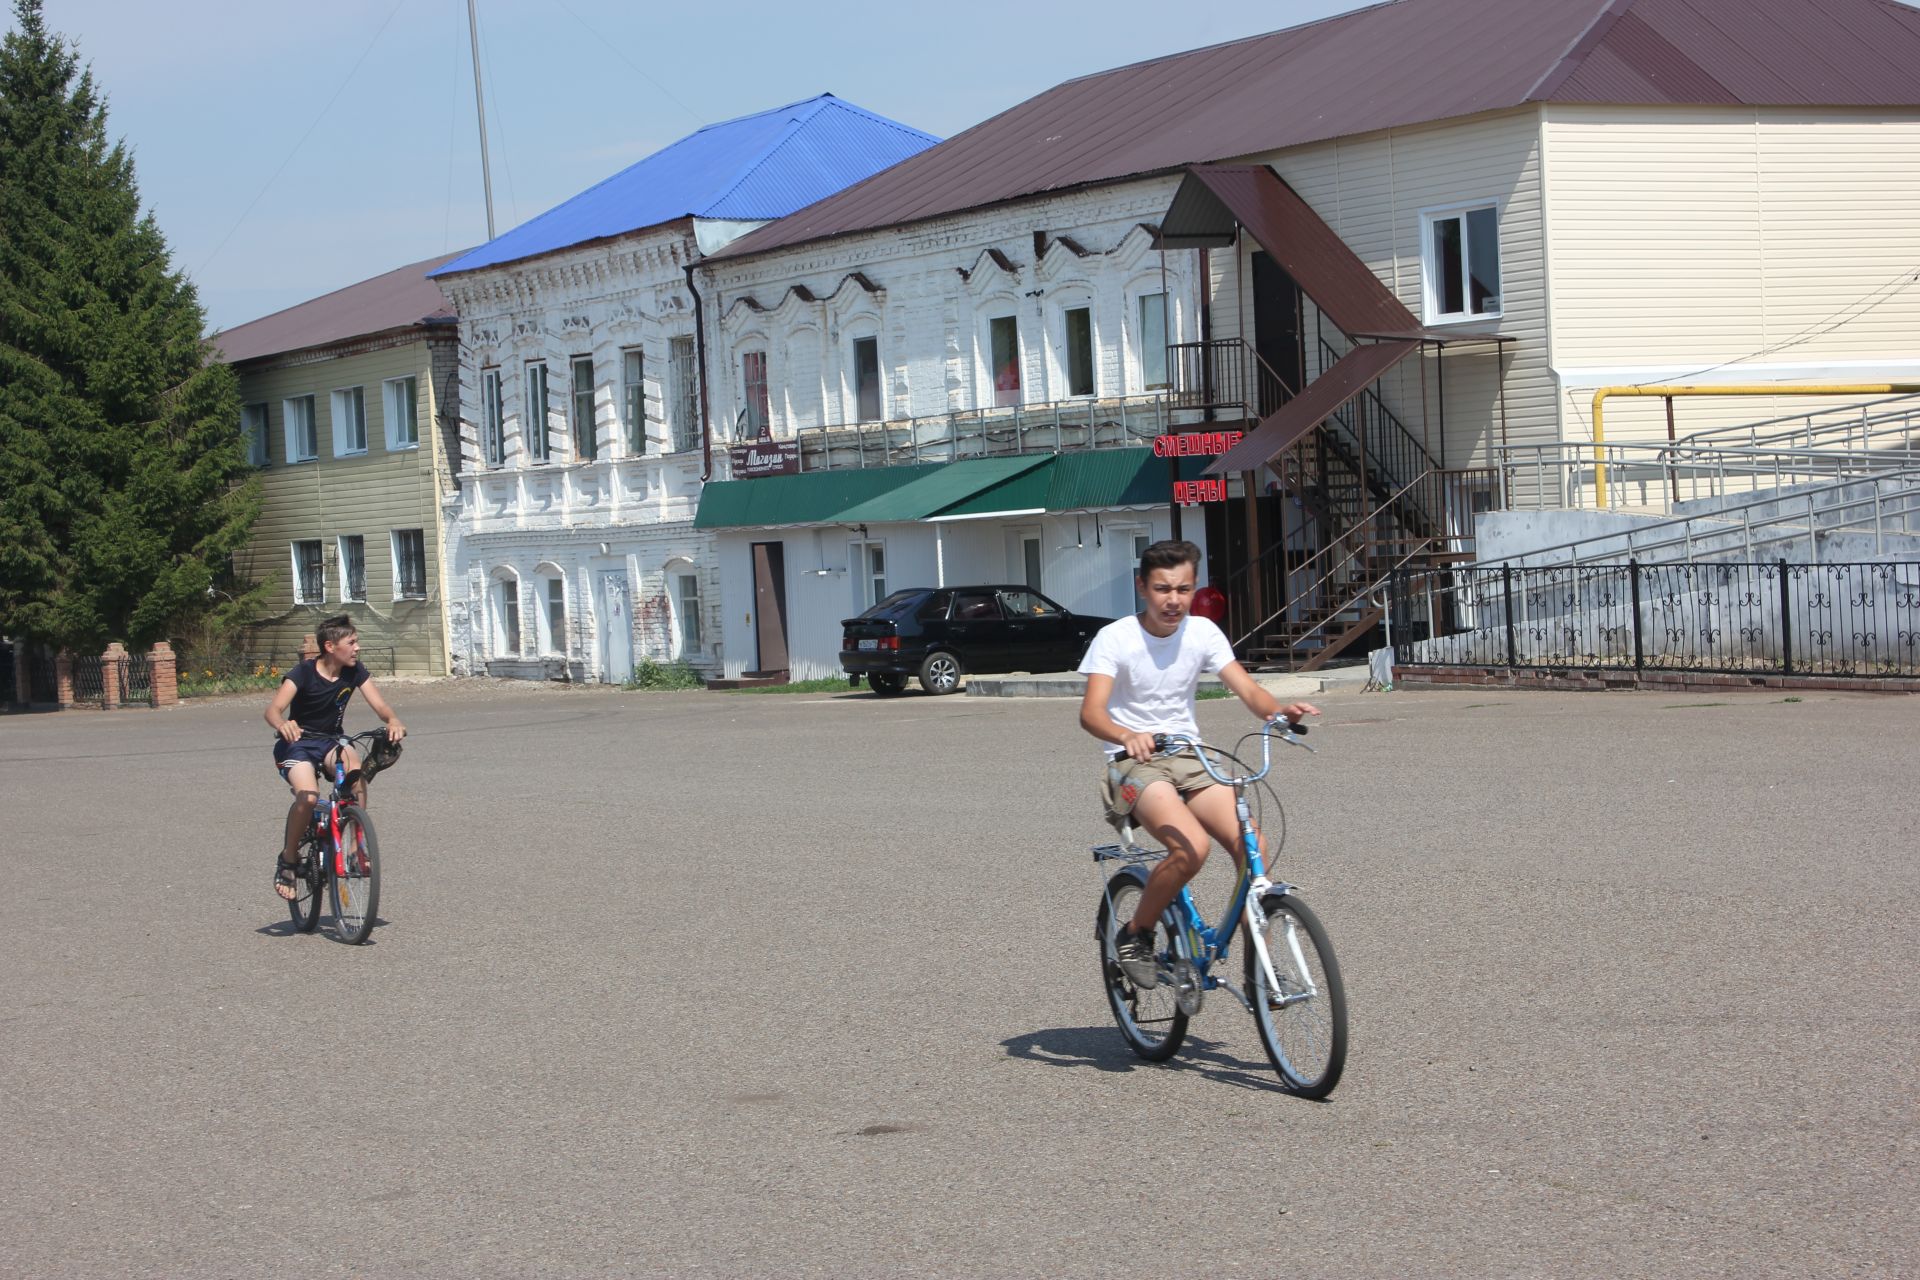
[1077,539,1317,988]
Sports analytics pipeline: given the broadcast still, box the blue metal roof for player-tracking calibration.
[431,95,936,277]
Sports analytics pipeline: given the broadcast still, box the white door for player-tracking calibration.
[597,570,633,684]
[1111,527,1151,615]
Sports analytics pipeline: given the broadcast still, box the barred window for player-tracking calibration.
[292,540,324,604]
[391,529,427,599]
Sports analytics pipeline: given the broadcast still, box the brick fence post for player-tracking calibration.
[101,642,126,710]
[8,643,24,709]
[149,641,179,707]
[55,651,74,710]
[301,633,320,662]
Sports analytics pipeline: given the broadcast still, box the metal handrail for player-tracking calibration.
[1496,434,1920,514]
[788,391,1176,471]
[1669,392,1920,452]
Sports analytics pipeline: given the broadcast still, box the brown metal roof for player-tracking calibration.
[716,0,1920,262]
[1206,340,1420,475]
[211,251,465,365]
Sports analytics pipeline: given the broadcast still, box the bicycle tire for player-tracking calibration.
[1096,873,1187,1062]
[328,805,381,945]
[1245,892,1347,1098]
[287,837,322,934]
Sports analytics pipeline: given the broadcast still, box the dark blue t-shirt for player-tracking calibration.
[283,658,369,737]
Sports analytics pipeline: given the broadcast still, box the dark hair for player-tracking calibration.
[1138,539,1202,580]
[316,614,358,649]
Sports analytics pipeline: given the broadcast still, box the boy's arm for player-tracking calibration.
[358,678,407,742]
[265,678,301,742]
[1218,660,1319,727]
[1079,674,1158,762]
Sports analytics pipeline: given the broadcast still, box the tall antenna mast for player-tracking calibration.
[466,0,497,239]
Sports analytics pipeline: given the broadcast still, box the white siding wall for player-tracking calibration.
[1543,105,1920,445]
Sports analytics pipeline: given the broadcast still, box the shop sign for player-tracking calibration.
[1172,478,1231,505]
[1152,429,1245,458]
[728,439,799,478]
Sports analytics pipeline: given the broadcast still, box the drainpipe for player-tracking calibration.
[685,262,715,481]
[1589,382,1920,507]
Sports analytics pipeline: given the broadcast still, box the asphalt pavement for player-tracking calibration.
[1,679,1915,1277]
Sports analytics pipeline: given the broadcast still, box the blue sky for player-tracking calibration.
[11,0,1375,333]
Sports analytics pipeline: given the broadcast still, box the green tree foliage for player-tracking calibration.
[0,0,258,650]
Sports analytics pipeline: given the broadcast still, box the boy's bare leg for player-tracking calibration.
[277,762,319,900]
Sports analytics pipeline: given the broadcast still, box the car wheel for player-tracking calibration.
[918,651,962,695]
[868,672,907,696]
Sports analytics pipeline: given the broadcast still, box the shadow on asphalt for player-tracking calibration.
[254,916,386,945]
[1001,1025,1300,1095]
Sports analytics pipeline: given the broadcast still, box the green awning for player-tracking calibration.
[933,448,1197,519]
[833,455,1052,524]
[692,463,942,530]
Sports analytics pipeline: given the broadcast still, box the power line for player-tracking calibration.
[194,0,410,280]
[549,0,704,127]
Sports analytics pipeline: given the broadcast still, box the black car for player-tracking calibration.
[841,585,1113,695]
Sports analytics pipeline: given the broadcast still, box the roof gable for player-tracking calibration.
[432,94,937,277]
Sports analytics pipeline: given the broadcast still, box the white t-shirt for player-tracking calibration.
[1078,614,1238,757]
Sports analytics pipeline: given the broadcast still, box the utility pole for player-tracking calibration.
[466,0,497,239]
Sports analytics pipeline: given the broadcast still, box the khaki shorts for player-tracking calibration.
[1100,752,1216,820]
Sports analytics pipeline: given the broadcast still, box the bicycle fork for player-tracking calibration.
[1246,893,1319,1010]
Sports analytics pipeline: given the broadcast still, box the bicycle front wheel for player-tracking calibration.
[328,805,381,945]
[1096,874,1187,1062]
[1245,892,1347,1098]
[287,838,322,934]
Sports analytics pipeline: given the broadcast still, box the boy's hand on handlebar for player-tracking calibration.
[384,720,407,744]
[1120,729,1160,762]
[1270,702,1321,729]
[277,719,301,743]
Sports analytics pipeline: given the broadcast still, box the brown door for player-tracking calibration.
[751,541,790,673]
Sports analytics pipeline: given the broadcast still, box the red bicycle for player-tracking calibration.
[282,730,383,944]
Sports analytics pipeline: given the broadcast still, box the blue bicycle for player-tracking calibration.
[1093,719,1348,1097]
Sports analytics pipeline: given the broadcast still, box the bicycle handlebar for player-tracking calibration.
[1149,717,1315,787]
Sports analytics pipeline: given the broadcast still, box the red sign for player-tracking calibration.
[1153,430,1244,458]
[1173,478,1230,505]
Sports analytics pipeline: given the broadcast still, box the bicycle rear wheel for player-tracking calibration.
[286,838,322,934]
[328,805,381,945]
[1245,892,1347,1097]
[1096,874,1187,1061]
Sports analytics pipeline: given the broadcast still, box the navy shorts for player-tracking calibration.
[272,737,337,780]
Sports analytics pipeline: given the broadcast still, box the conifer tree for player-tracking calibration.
[0,0,258,650]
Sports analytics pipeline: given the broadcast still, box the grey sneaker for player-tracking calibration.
[1113,924,1160,990]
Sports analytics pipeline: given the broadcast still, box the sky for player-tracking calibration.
[9,0,1378,334]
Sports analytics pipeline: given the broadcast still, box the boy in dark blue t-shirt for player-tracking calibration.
[264,615,406,901]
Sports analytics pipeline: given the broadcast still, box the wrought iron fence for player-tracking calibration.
[27,646,56,705]
[69,654,107,706]
[0,640,14,705]
[1391,560,1920,679]
[792,393,1173,471]
[121,651,155,707]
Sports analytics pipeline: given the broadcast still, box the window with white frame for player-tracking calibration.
[242,402,270,466]
[391,528,427,599]
[741,350,770,438]
[383,376,418,450]
[481,367,505,466]
[989,315,1021,407]
[331,386,367,456]
[1137,293,1169,390]
[1063,306,1094,397]
[525,362,550,462]
[284,395,317,462]
[669,335,698,451]
[571,355,596,461]
[543,576,567,655]
[674,571,702,653]
[851,336,881,422]
[1423,203,1501,322]
[494,576,521,657]
[338,534,366,602]
[850,539,887,611]
[621,348,646,455]
[291,540,324,604]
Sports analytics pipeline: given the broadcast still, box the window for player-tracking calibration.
[544,577,567,655]
[990,316,1020,407]
[1424,204,1501,321]
[950,589,1001,621]
[495,578,521,657]
[242,403,270,466]
[998,588,1061,617]
[284,395,317,462]
[571,356,596,461]
[1138,293,1168,390]
[481,368,505,466]
[852,336,881,422]
[292,540,324,604]
[525,363,550,462]
[675,571,702,653]
[850,540,887,610]
[338,535,366,602]
[391,528,426,598]
[383,376,418,450]
[1064,307,1094,397]
[331,386,367,456]
[621,349,646,455]
[741,350,770,438]
[669,335,698,452]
